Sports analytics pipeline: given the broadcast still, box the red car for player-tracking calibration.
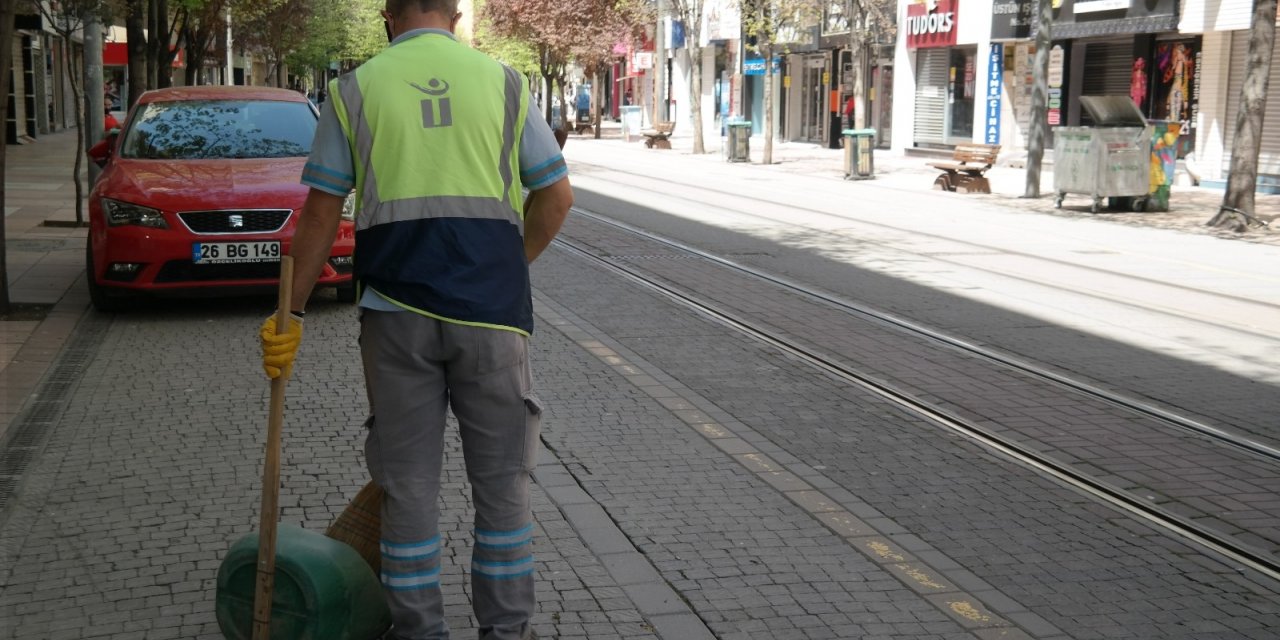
[87,86,354,311]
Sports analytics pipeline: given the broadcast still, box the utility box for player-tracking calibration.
[726,121,751,163]
[1054,96,1152,213]
[842,129,876,180]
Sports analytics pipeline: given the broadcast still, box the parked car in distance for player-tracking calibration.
[87,85,354,311]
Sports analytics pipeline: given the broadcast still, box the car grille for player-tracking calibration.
[155,260,281,283]
[178,209,291,234]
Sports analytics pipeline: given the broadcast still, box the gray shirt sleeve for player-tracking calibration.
[300,98,356,196]
[518,107,567,191]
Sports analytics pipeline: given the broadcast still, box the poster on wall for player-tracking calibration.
[1047,45,1064,126]
[1150,39,1198,157]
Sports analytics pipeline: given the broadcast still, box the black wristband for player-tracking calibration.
[290,310,305,318]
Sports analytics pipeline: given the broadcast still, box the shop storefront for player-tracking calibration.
[797,53,829,143]
[1220,31,1280,181]
[1049,0,1188,147]
[904,0,967,148]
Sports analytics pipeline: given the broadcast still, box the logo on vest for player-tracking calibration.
[410,78,452,128]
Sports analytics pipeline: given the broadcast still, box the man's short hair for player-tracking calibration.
[387,0,459,18]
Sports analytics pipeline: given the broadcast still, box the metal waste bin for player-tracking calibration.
[1054,96,1152,213]
[842,129,876,180]
[726,121,751,163]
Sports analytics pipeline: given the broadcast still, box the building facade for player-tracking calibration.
[890,0,1278,190]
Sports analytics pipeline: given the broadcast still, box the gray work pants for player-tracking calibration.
[361,310,541,640]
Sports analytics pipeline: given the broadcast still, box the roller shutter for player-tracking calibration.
[914,49,949,146]
[1081,40,1132,108]
[1223,32,1280,176]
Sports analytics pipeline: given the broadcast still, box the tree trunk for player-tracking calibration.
[593,68,603,140]
[184,25,210,86]
[127,0,148,106]
[542,73,554,125]
[763,47,774,164]
[690,45,705,154]
[65,32,87,224]
[147,0,159,88]
[0,0,16,313]
[847,1,868,130]
[1023,0,1052,198]
[1209,0,1277,229]
[85,15,105,186]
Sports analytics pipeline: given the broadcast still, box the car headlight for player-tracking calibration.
[102,198,168,229]
[341,193,356,221]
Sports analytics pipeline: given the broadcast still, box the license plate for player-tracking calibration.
[192,241,281,264]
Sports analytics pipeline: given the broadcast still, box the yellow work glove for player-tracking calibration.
[260,312,304,379]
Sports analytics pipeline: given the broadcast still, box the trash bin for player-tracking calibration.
[1053,96,1152,213]
[1147,120,1181,212]
[842,129,876,180]
[620,106,643,143]
[726,121,751,163]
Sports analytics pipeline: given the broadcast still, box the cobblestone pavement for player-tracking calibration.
[3,128,1280,640]
[554,213,1280,564]
[560,134,1280,440]
[0,301,665,640]
[580,124,1280,246]
[530,247,1280,639]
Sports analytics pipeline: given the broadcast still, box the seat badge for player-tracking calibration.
[229,214,244,229]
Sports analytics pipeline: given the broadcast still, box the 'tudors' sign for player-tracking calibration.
[905,0,959,49]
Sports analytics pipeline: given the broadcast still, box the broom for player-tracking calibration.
[326,128,569,575]
[325,481,384,574]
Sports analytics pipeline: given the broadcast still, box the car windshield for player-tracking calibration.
[120,99,316,160]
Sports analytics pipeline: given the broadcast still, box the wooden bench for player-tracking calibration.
[574,111,593,135]
[927,143,1000,193]
[642,121,675,149]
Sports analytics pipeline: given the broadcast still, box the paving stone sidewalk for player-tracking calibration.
[3,127,1279,640]
[576,122,1280,246]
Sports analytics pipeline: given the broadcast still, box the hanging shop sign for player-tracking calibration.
[1040,0,1178,39]
[990,0,1034,41]
[743,56,782,76]
[1047,44,1064,126]
[986,44,1003,144]
[905,0,959,49]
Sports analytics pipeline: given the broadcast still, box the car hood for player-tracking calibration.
[101,158,309,211]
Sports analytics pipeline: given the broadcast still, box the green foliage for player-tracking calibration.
[283,0,348,72]
[339,0,387,63]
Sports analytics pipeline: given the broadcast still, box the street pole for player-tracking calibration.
[85,15,104,185]
[226,8,234,85]
[654,0,667,124]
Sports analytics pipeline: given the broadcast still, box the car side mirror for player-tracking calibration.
[89,131,118,168]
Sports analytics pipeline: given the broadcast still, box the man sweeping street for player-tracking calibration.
[258,0,573,637]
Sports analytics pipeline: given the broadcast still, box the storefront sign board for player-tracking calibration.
[990,0,1034,40]
[986,44,1003,144]
[905,0,959,49]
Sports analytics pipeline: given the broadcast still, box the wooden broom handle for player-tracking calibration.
[253,256,294,640]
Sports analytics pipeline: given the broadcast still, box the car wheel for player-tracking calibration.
[335,282,357,304]
[86,242,124,312]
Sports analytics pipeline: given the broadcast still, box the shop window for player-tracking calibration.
[949,48,975,141]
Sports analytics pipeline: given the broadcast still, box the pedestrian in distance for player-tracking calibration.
[258,0,573,637]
